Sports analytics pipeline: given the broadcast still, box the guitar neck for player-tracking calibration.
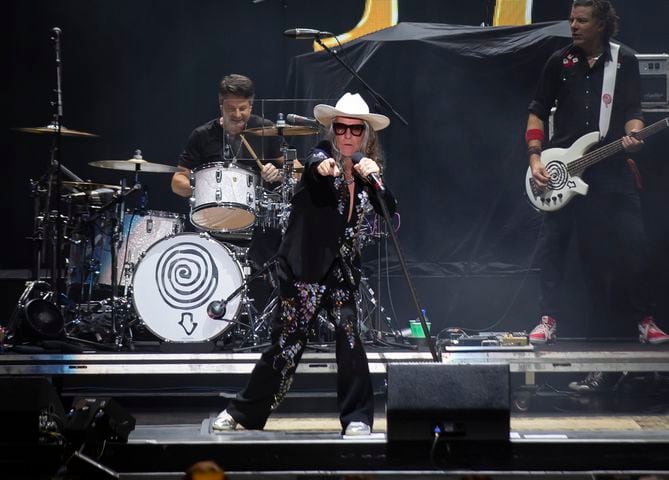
[568,117,669,174]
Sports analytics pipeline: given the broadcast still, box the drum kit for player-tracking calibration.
[12,119,360,351]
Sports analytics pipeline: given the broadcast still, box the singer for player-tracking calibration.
[213,92,396,436]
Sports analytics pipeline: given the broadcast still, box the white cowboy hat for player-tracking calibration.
[313,92,390,131]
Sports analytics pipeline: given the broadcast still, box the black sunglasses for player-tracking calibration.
[333,122,365,137]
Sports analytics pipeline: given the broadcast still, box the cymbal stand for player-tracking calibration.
[280,146,298,204]
[106,170,142,350]
[48,27,65,303]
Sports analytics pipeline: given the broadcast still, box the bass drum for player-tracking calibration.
[132,233,243,343]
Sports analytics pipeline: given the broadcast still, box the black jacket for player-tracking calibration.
[277,146,397,286]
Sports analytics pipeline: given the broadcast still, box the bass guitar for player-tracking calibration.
[525,117,668,212]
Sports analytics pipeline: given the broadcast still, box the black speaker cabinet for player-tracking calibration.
[0,376,65,443]
[65,397,136,445]
[386,363,510,442]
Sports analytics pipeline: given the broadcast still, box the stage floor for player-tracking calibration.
[2,340,669,478]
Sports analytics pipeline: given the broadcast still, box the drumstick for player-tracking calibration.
[239,134,265,170]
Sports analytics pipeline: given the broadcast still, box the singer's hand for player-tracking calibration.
[353,157,380,180]
[316,158,340,177]
[261,163,283,183]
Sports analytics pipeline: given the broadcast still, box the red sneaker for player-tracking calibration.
[529,315,557,344]
[639,316,669,344]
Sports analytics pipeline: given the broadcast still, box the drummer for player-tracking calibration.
[171,73,283,198]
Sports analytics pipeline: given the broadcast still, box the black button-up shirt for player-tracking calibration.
[529,43,644,192]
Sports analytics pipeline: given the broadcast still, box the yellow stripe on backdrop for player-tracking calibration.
[312,0,533,51]
[314,0,398,51]
[493,0,533,26]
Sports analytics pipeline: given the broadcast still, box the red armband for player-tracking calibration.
[525,128,545,144]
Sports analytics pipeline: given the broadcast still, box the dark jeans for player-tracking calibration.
[226,264,374,432]
[538,191,654,328]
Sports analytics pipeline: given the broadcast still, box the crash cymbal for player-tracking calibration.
[89,150,178,173]
[244,125,318,136]
[62,181,121,191]
[89,159,178,173]
[13,123,98,138]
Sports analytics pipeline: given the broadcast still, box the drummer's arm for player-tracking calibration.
[171,167,192,198]
[260,156,284,184]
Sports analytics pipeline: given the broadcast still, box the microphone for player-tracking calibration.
[351,152,385,192]
[286,114,319,129]
[207,300,227,320]
[283,28,334,39]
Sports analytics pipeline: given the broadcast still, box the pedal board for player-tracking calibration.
[443,329,529,348]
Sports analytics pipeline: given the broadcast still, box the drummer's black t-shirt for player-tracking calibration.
[179,115,282,172]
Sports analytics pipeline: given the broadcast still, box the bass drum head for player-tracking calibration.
[132,233,243,343]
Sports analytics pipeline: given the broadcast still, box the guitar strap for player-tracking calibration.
[599,41,620,139]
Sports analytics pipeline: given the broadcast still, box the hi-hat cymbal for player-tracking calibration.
[62,181,122,191]
[244,125,318,136]
[13,123,99,138]
[89,150,178,173]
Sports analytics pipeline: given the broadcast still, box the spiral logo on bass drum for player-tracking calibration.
[155,242,218,309]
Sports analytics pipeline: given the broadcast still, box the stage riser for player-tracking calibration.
[3,441,669,477]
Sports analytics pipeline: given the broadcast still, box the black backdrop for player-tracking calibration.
[5,0,669,336]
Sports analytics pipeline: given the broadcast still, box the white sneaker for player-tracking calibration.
[344,421,371,436]
[211,410,239,431]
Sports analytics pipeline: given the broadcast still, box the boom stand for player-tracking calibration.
[373,191,440,362]
[315,37,408,126]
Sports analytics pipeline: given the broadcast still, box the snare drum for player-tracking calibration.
[190,162,257,232]
[132,233,243,342]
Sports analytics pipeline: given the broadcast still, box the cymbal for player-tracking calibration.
[244,125,318,136]
[89,158,178,173]
[13,123,98,138]
[89,150,178,173]
[63,181,121,191]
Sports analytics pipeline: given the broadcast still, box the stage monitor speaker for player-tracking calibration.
[0,376,65,443]
[386,363,510,442]
[65,397,136,445]
[6,281,64,342]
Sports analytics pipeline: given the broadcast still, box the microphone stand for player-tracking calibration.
[372,189,440,362]
[208,255,279,323]
[315,37,408,126]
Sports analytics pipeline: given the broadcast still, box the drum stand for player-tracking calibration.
[100,175,143,350]
[206,256,282,350]
[234,289,279,352]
